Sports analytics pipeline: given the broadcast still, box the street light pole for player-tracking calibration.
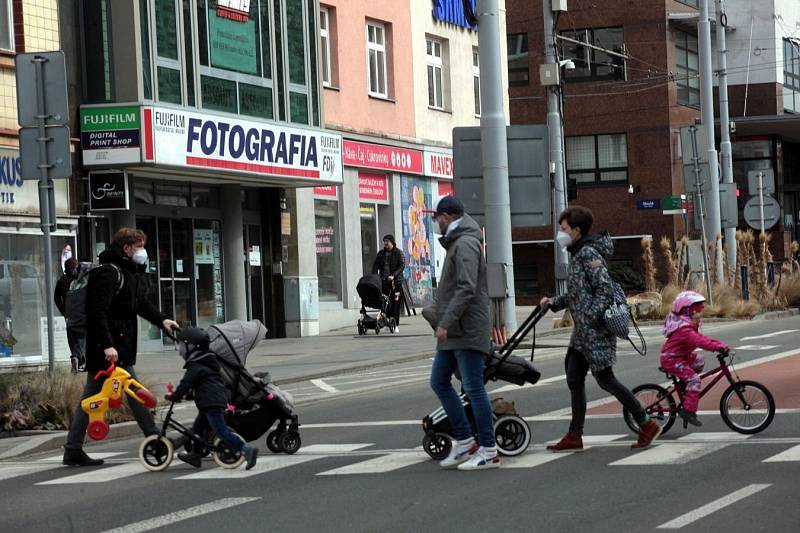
[716,0,736,280]
[542,0,569,296]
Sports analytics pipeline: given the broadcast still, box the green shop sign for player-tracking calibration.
[208,8,257,75]
[662,194,686,215]
[80,106,141,132]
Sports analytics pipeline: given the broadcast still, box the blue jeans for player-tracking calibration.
[193,409,249,453]
[430,349,495,448]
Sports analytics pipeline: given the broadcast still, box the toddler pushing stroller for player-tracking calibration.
[356,273,396,335]
[421,306,547,459]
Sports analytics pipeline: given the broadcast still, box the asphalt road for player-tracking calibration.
[1,316,798,533]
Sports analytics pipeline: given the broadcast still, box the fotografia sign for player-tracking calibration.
[141,106,343,185]
[88,171,129,211]
[80,106,142,165]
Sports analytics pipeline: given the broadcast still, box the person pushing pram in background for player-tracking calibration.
[372,234,405,333]
[165,327,259,470]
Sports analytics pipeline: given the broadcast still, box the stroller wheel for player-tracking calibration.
[422,432,452,461]
[139,435,174,472]
[212,433,246,469]
[375,326,381,335]
[266,430,282,453]
[494,415,531,457]
[387,318,396,333]
[278,431,302,454]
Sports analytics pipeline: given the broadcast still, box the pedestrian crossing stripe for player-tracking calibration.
[0,437,797,485]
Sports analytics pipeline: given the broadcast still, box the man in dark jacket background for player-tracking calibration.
[54,258,83,373]
[63,228,179,466]
[372,234,405,330]
[424,196,498,470]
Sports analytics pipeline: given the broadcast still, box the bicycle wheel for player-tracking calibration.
[720,380,775,434]
[623,384,677,436]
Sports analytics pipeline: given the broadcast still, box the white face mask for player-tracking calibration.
[556,231,573,248]
[132,248,149,265]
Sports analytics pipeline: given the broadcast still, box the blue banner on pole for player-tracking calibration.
[432,0,476,30]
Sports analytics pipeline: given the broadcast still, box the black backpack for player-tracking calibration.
[64,263,124,333]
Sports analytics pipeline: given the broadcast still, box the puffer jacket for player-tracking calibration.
[423,214,492,355]
[170,350,228,412]
[550,232,617,372]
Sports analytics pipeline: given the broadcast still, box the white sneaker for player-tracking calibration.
[457,447,500,471]
[439,440,477,469]
[393,326,400,334]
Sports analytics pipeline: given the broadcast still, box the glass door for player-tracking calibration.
[158,217,194,345]
[194,220,225,329]
[360,204,378,276]
[244,224,265,324]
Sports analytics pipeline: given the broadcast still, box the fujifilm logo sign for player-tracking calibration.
[83,112,137,127]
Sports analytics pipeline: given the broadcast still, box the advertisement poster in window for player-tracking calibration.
[400,176,434,306]
[208,5,257,74]
[194,229,215,265]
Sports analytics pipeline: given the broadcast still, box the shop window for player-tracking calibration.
[783,38,800,113]
[134,181,155,204]
[82,0,114,103]
[0,0,14,52]
[675,30,700,107]
[155,183,190,206]
[194,220,225,329]
[192,185,221,208]
[201,75,238,113]
[566,133,628,185]
[367,20,389,98]
[314,199,342,301]
[507,33,529,86]
[473,47,481,116]
[560,27,625,81]
[140,0,153,99]
[360,204,378,277]
[320,6,332,87]
[155,0,183,104]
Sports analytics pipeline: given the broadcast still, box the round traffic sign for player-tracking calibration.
[743,195,780,230]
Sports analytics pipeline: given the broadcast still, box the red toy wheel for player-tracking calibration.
[87,420,110,441]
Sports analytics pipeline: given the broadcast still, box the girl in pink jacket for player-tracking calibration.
[660,291,729,427]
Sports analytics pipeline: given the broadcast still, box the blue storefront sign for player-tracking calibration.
[432,0,476,30]
[636,198,661,210]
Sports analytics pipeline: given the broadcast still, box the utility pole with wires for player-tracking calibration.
[716,0,736,280]
[698,0,724,283]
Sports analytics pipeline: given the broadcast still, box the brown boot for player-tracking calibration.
[546,431,584,452]
[631,420,662,449]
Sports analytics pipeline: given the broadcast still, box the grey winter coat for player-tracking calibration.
[423,214,492,355]
[550,232,617,372]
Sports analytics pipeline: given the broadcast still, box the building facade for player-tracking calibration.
[0,0,79,368]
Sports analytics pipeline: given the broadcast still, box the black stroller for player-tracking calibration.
[421,305,548,459]
[209,320,302,454]
[356,273,396,335]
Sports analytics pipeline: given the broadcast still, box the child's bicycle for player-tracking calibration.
[622,349,776,436]
[138,388,247,472]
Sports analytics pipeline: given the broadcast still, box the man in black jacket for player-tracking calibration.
[63,228,179,467]
[166,327,258,470]
[372,234,405,331]
[54,258,83,373]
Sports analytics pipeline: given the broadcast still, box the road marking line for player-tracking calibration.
[302,420,419,428]
[762,444,800,462]
[97,497,261,533]
[733,345,779,351]
[175,455,321,479]
[0,434,64,460]
[37,462,144,485]
[677,432,750,442]
[310,379,339,393]
[611,443,730,466]
[740,330,798,341]
[502,450,575,469]
[656,484,771,529]
[298,444,374,454]
[581,434,627,444]
[331,372,428,386]
[316,450,429,475]
[0,463,61,482]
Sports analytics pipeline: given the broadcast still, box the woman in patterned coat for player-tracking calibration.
[540,206,662,452]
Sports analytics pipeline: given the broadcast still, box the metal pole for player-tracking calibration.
[34,56,56,377]
[477,0,516,332]
[691,126,714,305]
[758,171,765,235]
[716,0,736,280]
[699,0,723,281]
[542,0,569,296]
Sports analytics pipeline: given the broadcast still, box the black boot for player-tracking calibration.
[679,409,703,428]
[177,451,202,468]
[244,447,259,471]
[62,447,104,466]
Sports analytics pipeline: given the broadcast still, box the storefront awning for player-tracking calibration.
[725,114,800,144]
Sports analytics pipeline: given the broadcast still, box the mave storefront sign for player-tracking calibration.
[424,149,453,179]
[142,106,343,184]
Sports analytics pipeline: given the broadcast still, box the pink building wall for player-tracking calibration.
[321,0,416,139]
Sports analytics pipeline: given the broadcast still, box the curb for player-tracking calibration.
[753,308,800,321]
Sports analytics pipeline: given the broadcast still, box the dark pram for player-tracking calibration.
[209,320,301,454]
[356,273,396,335]
[421,306,547,459]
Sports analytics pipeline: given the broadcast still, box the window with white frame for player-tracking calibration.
[426,38,444,109]
[320,7,331,87]
[0,0,14,52]
[367,21,388,97]
[473,47,481,116]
